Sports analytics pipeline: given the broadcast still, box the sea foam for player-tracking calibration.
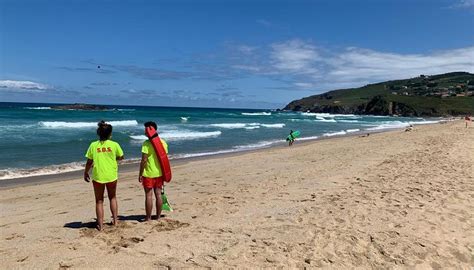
[172,140,280,159]
[130,130,222,141]
[241,112,271,116]
[25,107,51,110]
[210,123,285,129]
[39,120,139,128]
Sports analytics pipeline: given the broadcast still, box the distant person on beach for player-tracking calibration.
[465,115,471,128]
[287,130,296,146]
[138,121,169,221]
[84,121,124,231]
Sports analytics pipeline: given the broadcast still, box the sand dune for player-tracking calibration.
[1,121,473,269]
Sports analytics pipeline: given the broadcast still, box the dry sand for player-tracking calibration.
[1,121,473,269]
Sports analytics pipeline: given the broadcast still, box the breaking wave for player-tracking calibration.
[241,112,271,116]
[39,120,139,128]
[210,123,285,129]
[130,130,222,142]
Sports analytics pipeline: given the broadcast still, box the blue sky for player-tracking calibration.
[1,0,473,109]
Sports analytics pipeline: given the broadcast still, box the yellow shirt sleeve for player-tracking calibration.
[141,141,149,155]
[115,142,124,157]
[85,142,94,159]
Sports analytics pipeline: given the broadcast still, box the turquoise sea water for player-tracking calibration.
[0,102,441,179]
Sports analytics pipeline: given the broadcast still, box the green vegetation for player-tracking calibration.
[284,72,474,116]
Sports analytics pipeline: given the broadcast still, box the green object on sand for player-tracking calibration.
[161,189,173,212]
[286,130,300,141]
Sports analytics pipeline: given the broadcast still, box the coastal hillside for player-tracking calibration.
[284,72,474,117]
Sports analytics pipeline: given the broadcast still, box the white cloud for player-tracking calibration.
[325,46,474,83]
[271,39,320,74]
[0,80,50,92]
[232,39,474,91]
[451,0,474,8]
[293,82,315,89]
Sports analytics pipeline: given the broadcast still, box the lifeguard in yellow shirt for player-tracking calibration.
[138,121,169,221]
[84,121,124,231]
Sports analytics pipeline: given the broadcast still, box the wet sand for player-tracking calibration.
[0,121,472,268]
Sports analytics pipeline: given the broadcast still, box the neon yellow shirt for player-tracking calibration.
[142,139,168,178]
[85,140,124,183]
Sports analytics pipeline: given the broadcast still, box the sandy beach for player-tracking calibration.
[0,121,472,269]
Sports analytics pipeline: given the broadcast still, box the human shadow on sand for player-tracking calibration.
[64,214,167,229]
[64,221,97,229]
[118,214,166,222]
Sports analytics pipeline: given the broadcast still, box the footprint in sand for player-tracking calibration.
[80,223,147,253]
[5,233,25,240]
[58,261,74,269]
[151,219,190,232]
[80,222,134,238]
[113,236,145,251]
[16,256,28,263]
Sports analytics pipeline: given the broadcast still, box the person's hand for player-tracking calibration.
[138,176,143,183]
[84,173,90,183]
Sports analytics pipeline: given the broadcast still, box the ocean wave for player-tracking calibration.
[241,112,271,116]
[244,126,260,130]
[210,123,251,129]
[298,135,319,141]
[0,162,84,180]
[0,158,142,180]
[130,130,222,141]
[24,106,51,110]
[288,118,313,122]
[234,140,280,150]
[301,112,358,118]
[261,123,286,128]
[314,117,337,123]
[39,120,139,128]
[339,120,360,123]
[323,131,347,137]
[346,129,360,133]
[366,122,409,130]
[408,120,440,125]
[172,140,280,159]
[366,120,440,131]
[210,123,285,129]
[116,109,136,112]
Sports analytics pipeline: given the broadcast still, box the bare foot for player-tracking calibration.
[112,219,118,226]
[144,217,152,222]
[96,223,103,231]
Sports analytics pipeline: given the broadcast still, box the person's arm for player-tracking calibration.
[84,159,93,182]
[116,143,124,161]
[138,153,148,182]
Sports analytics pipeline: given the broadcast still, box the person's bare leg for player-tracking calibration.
[93,182,105,231]
[144,187,153,221]
[154,187,163,220]
[106,181,118,226]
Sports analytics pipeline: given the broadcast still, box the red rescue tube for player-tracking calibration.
[145,126,172,182]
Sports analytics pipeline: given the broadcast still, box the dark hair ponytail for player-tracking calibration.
[97,120,112,141]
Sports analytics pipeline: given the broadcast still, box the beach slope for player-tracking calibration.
[1,121,472,268]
